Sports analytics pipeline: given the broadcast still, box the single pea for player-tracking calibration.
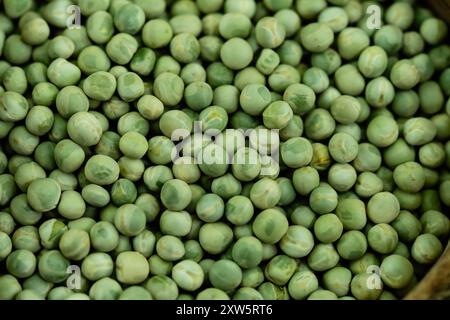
[314,213,345,248]
[156,235,185,262]
[252,208,288,245]
[66,111,102,147]
[240,84,272,116]
[159,210,192,237]
[420,210,450,238]
[367,223,399,255]
[0,91,29,122]
[337,27,369,60]
[119,286,152,300]
[106,33,139,65]
[336,230,367,261]
[300,23,334,53]
[374,25,403,55]
[199,222,233,254]
[114,3,145,35]
[328,133,359,164]
[350,273,383,300]
[58,190,86,220]
[365,77,396,108]
[209,259,242,292]
[38,250,70,284]
[89,221,119,253]
[242,177,277,208]
[281,137,313,168]
[0,212,15,235]
[328,163,357,192]
[114,204,146,237]
[81,252,114,282]
[403,117,437,146]
[86,11,114,44]
[366,116,399,147]
[262,254,296,287]
[59,229,90,261]
[393,161,425,193]
[262,101,293,130]
[411,233,444,265]
[390,210,422,244]
[309,183,338,214]
[288,270,319,300]
[255,17,286,49]
[0,231,12,261]
[380,254,414,289]
[46,58,81,88]
[81,184,110,208]
[420,18,448,45]
[83,71,117,101]
[142,19,173,49]
[153,72,185,107]
[172,260,204,292]
[117,72,144,102]
[367,192,400,224]
[88,277,122,300]
[0,274,22,300]
[220,38,254,70]
[145,275,178,300]
[84,155,120,186]
[160,179,192,212]
[390,59,420,90]
[232,236,263,269]
[256,48,280,75]
[26,178,60,213]
[170,33,201,64]
[116,251,149,285]
[330,95,361,125]
[280,225,314,258]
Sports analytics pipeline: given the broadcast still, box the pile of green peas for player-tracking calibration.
[0,0,449,301]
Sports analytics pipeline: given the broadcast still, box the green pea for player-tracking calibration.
[47,58,81,88]
[171,260,204,292]
[106,33,139,65]
[86,11,114,45]
[393,161,425,193]
[411,233,443,264]
[159,210,192,237]
[231,236,263,269]
[156,235,185,262]
[142,19,173,49]
[366,116,399,147]
[0,91,29,122]
[220,37,253,70]
[199,222,233,254]
[252,208,288,245]
[38,250,70,284]
[0,274,22,300]
[368,223,399,254]
[288,270,319,300]
[380,254,414,289]
[300,23,334,53]
[115,251,149,285]
[58,229,90,261]
[119,286,152,300]
[350,273,382,300]
[154,72,185,107]
[84,155,120,185]
[314,214,343,244]
[57,190,86,220]
[114,204,146,237]
[81,252,114,281]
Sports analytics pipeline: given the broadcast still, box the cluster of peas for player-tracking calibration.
[0,0,450,300]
